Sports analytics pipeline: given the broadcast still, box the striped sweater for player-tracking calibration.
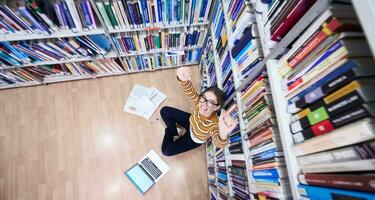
[178,78,228,149]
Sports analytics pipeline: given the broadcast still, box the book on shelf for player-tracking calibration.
[287,58,375,114]
[298,184,375,200]
[0,58,125,87]
[0,0,99,36]
[112,28,206,55]
[291,78,375,144]
[285,37,372,101]
[94,0,212,30]
[0,34,112,68]
[298,173,375,193]
[293,118,375,156]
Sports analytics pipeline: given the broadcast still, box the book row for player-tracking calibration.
[0,0,99,35]
[260,0,375,199]
[0,34,112,68]
[112,28,207,55]
[0,58,125,87]
[200,36,216,91]
[95,0,212,30]
[240,68,292,200]
[122,48,201,72]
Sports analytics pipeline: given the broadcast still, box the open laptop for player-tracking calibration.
[125,150,169,194]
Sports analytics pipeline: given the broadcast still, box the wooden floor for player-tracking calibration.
[0,67,209,200]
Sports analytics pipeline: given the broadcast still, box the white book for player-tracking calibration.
[65,0,82,32]
[109,3,120,29]
[293,118,375,156]
[46,42,74,58]
[117,0,130,28]
[113,1,126,29]
[153,0,160,25]
[203,0,212,22]
[300,159,375,173]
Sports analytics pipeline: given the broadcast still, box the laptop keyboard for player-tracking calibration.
[141,157,163,180]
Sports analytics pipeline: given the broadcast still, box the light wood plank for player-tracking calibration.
[0,67,209,200]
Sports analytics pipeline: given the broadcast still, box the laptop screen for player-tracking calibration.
[125,165,154,194]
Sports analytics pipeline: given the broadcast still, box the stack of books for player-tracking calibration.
[227,158,250,199]
[224,101,251,199]
[94,0,212,30]
[221,52,234,100]
[0,58,125,87]
[240,69,292,199]
[0,0,99,35]
[112,28,206,55]
[226,102,241,155]
[273,2,375,199]
[257,0,317,51]
[122,48,201,72]
[211,0,227,63]
[201,36,217,89]
[224,0,263,84]
[216,147,229,199]
[206,139,218,198]
[0,34,112,68]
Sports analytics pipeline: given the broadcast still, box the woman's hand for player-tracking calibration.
[219,110,238,140]
[177,67,192,81]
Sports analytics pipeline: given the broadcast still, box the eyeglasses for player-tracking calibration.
[199,95,219,108]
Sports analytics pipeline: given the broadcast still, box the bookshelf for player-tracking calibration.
[0,0,212,89]
[203,0,375,200]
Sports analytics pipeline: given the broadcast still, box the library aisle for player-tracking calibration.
[0,67,209,200]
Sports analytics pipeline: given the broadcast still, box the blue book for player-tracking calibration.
[288,59,365,105]
[112,38,123,54]
[189,0,196,24]
[298,184,375,200]
[175,0,180,22]
[17,7,50,35]
[200,0,208,20]
[157,0,163,23]
[287,40,343,87]
[254,178,284,184]
[87,34,111,51]
[252,168,286,179]
[0,41,30,62]
[253,148,283,161]
[0,51,21,66]
[214,14,224,38]
[76,37,101,55]
[127,3,136,26]
[166,0,171,23]
[57,3,69,28]
[231,0,244,21]
[140,0,150,24]
[80,1,92,27]
[0,6,30,31]
[0,18,15,33]
[232,26,255,59]
[60,2,76,30]
[210,2,220,25]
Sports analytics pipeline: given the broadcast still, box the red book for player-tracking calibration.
[118,37,127,53]
[231,160,246,168]
[241,75,266,96]
[271,0,316,41]
[298,173,375,193]
[311,119,334,136]
[287,17,362,69]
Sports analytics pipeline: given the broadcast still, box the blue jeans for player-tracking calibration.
[160,106,202,156]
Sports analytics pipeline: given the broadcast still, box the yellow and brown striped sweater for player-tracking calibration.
[178,78,228,149]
